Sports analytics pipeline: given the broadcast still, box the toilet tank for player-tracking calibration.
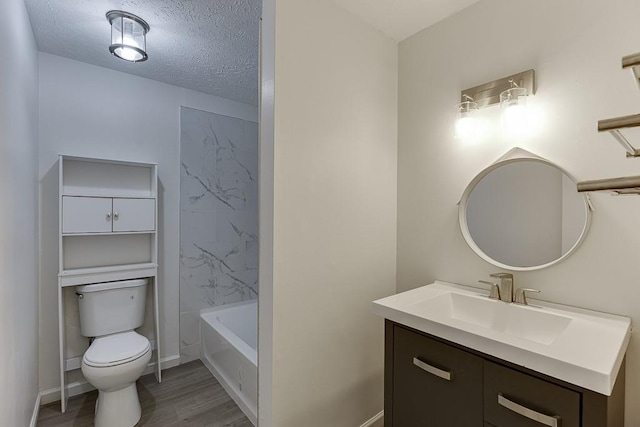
[76,279,148,337]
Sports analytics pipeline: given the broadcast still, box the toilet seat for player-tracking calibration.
[84,331,150,368]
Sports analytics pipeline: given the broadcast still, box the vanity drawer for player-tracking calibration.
[484,361,580,427]
[392,325,483,426]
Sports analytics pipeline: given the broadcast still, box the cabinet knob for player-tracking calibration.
[106,212,111,221]
[113,212,119,220]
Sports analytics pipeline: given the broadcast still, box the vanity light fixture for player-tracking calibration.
[500,79,530,137]
[455,95,479,140]
[106,10,150,63]
[457,69,536,138]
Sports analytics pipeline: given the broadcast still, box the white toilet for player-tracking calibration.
[76,279,152,427]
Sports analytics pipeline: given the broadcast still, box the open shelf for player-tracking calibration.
[61,157,156,198]
[60,262,158,277]
[59,263,158,287]
[62,230,155,237]
[594,52,640,159]
[583,51,640,194]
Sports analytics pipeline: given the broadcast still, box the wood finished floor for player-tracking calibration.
[37,360,253,427]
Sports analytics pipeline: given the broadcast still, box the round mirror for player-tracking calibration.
[459,148,591,271]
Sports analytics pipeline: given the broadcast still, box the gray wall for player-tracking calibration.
[398,0,640,423]
[261,0,398,425]
[179,107,258,362]
[0,0,39,423]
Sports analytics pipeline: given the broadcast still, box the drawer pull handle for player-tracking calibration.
[498,393,561,427]
[412,357,452,381]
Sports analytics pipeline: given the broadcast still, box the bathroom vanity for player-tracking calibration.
[374,282,630,427]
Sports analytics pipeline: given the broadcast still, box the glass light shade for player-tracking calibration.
[107,11,149,62]
[455,101,479,140]
[500,87,528,137]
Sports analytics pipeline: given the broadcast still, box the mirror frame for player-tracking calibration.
[458,148,593,271]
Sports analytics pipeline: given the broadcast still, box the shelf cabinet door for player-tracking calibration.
[484,361,580,427]
[62,196,113,233]
[392,325,484,426]
[112,198,155,232]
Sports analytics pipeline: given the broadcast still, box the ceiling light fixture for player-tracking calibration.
[106,10,150,63]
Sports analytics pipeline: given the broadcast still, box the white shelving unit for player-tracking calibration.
[57,155,161,412]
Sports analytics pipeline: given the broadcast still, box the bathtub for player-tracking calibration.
[200,300,257,425]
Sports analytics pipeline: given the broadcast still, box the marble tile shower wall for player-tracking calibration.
[179,107,258,362]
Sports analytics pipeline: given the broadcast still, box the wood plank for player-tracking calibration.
[37,360,253,427]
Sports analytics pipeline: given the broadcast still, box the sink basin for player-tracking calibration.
[413,292,572,345]
[373,281,631,395]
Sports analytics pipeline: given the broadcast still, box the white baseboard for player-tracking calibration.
[40,353,181,406]
[29,393,41,427]
[142,354,181,376]
[359,410,384,427]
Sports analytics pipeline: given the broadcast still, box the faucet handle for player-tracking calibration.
[514,288,540,305]
[490,272,513,280]
[478,280,501,300]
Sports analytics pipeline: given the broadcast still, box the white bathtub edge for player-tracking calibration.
[201,351,257,426]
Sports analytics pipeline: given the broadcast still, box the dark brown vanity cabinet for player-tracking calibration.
[483,361,579,427]
[385,321,625,427]
[392,325,484,426]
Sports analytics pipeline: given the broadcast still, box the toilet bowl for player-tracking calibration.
[81,331,152,427]
[76,279,151,427]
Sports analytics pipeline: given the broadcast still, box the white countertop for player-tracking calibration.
[373,281,631,395]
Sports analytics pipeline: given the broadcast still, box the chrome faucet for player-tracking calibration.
[489,273,514,303]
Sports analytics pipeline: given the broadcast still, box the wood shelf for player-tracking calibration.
[62,230,155,237]
[61,193,156,199]
[60,262,158,277]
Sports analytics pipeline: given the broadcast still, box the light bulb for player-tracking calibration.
[455,116,477,140]
[502,104,528,137]
[116,46,142,61]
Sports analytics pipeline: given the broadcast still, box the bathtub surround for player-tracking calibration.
[397,0,640,424]
[180,107,259,363]
[38,53,257,400]
[0,0,40,424]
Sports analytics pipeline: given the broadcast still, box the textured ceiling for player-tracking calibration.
[25,0,479,105]
[25,0,261,105]
[331,0,482,41]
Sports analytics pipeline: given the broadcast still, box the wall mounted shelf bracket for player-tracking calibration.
[622,52,640,89]
[577,175,640,195]
[579,52,640,194]
[596,52,640,158]
[598,114,640,158]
